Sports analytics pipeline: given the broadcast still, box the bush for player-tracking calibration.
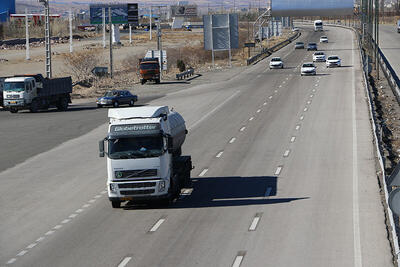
[62,49,101,84]
[177,59,186,72]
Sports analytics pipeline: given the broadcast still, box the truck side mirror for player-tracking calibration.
[167,136,174,152]
[99,140,105,157]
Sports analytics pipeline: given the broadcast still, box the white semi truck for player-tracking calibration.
[99,106,192,208]
[2,74,72,113]
[314,20,323,31]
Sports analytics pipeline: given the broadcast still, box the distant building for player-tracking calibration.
[0,0,16,22]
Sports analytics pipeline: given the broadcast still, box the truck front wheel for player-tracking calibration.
[111,201,121,208]
[9,108,18,113]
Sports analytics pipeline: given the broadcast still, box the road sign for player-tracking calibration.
[145,50,167,71]
[271,0,354,16]
[389,188,400,216]
[171,5,198,17]
[90,4,128,24]
[203,14,239,51]
[127,3,139,26]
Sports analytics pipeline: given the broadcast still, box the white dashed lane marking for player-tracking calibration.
[199,169,208,177]
[283,150,290,157]
[216,151,224,158]
[149,218,166,232]
[118,257,132,267]
[229,137,236,144]
[290,136,296,143]
[240,127,246,132]
[274,166,283,176]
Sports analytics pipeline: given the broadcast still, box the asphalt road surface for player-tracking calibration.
[379,24,400,77]
[0,25,394,267]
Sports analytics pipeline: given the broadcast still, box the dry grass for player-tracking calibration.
[2,19,71,39]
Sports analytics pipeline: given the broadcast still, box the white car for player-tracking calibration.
[313,52,326,62]
[292,27,300,32]
[269,57,284,69]
[320,36,328,43]
[326,55,342,68]
[301,62,317,76]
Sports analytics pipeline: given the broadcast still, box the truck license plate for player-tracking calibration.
[10,101,16,104]
[121,197,133,201]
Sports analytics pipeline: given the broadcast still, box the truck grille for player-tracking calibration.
[7,95,20,99]
[115,169,157,179]
[118,182,156,189]
[120,189,155,195]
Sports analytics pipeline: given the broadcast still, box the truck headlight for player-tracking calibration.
[159,180,166,192]
[109,183,118,192]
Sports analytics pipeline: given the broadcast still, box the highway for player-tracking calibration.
[0,25,394,267]
[379,24,400,77]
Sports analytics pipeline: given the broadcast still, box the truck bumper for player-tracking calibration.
[4,100,25,108]
[107,179,170,202]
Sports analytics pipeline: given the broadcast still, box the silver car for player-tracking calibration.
[326,55,342,68]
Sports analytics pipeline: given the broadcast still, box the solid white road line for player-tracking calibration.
[232,256,244,267]
[229,137,236,144]
[7,258,17,264]
[283,150,290,157]
[36,237,45,242]
[351,34,362,267]
[290,136,296,143]
[199,169,208,177]
[249,216,261,231]
[188,91,241,131]
[118,257,132,267]
[216,151,224,158]
[150,218,166,232]
[274,166,283,176]
[240,126,246,132]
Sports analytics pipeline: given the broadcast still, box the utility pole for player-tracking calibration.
[102,8,106,48]
[157,6,163,79]
[69,9,73,53]
[39,0,52,78]
[25,8,30,60]
[375,0,379,79]
[150,6,152,40]
[109,6,113,79]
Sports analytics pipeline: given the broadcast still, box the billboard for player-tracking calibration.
[90,4,129,24]
[127,3,139,25]
[171,5,198,17]
[203,14,239,51]
[271,0,354,16]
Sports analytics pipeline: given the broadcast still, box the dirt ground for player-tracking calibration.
[0,27,293,99]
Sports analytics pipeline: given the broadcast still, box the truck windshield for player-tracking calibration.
[4,82,25,92]
[108,136,163,159]
[140,63,159,70]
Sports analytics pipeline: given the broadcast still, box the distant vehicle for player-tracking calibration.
[96,90,138,108]
[320,36,328,43]
[301,62,317,76]
[139,58,161,84]
[314,20,323,31]
[269,57,284,69]
[99,106,192,208]
[295,42,305,49]
[2,74,72,113]
[397,20,400,33]
[292,27,299,32]
[313,52,326,62]
[326,55,342,68]
[307,43,318,51]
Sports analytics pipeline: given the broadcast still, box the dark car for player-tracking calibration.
[295,42,305,49]
[307,43,318,51]
[96,90,138,108]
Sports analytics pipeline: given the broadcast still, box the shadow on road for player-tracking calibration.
[186,74,203,81]
[123,176,309,210]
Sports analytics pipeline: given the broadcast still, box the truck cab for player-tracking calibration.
[139,58,161,85]
[99,106,192,208]
[314,20,323,31]
[3,77,37,112]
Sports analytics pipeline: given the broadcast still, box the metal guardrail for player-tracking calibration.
[246,32,301,66]
[373,42,400,104]
[176,68,194,80]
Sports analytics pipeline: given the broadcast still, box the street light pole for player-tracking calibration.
[39,0,52,78]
